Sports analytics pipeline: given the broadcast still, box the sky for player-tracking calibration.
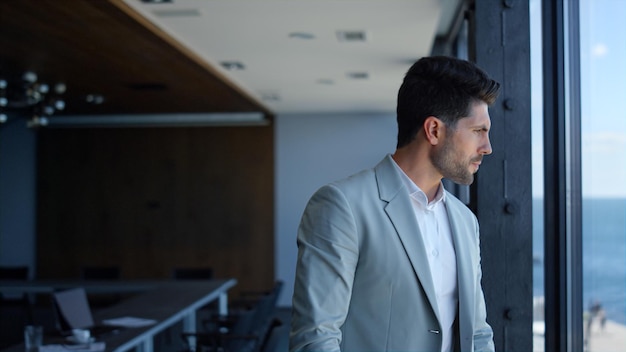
[531,0,626,198]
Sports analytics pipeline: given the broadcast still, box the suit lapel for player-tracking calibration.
[375,156,440,322]
[445,196,474,343]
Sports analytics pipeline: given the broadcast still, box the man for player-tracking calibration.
[290,56,501,352]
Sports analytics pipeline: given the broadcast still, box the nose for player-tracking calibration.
[480,135,492,155]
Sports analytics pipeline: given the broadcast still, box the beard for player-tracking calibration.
[431,138,480,185]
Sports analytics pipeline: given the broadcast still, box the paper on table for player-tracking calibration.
[102,316,157,328]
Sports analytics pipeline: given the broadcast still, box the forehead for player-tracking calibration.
[457,101,491,128]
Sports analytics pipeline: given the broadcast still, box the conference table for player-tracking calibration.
[0,278,237,352]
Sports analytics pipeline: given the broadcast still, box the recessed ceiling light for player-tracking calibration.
[336,30,367,42]
[258,91,280,102]
[220,61,245,71]
[316,79,334,85]
[346,72,369,80]
[289,32,315,40]
[152,9,201,17]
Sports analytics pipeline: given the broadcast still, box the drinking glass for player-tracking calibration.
[23,325,43,352]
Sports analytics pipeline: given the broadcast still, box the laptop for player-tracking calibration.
[52,287,123,338]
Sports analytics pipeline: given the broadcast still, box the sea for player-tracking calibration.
[532,198,626,325]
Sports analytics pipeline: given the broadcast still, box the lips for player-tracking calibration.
[471,158,482,171]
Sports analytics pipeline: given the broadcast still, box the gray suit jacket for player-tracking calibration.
[290,155,494,352]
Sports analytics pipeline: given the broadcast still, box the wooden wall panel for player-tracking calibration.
[0,0,272,116]
[36,126,274,294]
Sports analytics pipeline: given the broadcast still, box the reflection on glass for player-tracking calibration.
[580,0,626,350]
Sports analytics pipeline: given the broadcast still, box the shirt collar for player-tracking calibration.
[391,158,446,208]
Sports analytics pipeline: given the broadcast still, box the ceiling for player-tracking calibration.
[0,0,463,125]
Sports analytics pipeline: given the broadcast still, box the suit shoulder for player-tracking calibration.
[445,191,476,218]
[309,167,377,205]
[332,167,376,188]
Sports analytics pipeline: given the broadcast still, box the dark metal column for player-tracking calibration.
[542,0,584,351]
[467,0,533,351]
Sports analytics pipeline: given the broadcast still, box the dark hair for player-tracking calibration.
[396,56,501,148]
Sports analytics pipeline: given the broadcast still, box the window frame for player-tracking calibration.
[541,0,584,351]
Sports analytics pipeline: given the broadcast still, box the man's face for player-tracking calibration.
[431,101,492,185]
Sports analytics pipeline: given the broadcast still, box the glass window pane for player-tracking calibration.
[530,0,544,351]
[580,0,626,350]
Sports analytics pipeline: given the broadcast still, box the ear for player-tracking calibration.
[423,116,444,145]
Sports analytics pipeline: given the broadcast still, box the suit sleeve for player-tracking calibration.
[290,184,359,352]
[472,220,495,352]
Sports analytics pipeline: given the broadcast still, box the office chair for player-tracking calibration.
[0,266,32,312]
[181,281,284,352]
[0,266,29,280]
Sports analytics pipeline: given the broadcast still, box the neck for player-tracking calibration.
[392,147,442,202]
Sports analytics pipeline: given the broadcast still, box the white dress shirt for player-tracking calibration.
[394,162,458,352]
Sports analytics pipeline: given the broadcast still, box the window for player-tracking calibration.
[534,0,626,351]
[530,0,545,349]
[580,0,626,349]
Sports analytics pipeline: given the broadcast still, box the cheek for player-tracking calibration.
[469,135,484,152]
[454,137,474,155]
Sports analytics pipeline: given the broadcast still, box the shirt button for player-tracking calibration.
[432,249,439,257]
